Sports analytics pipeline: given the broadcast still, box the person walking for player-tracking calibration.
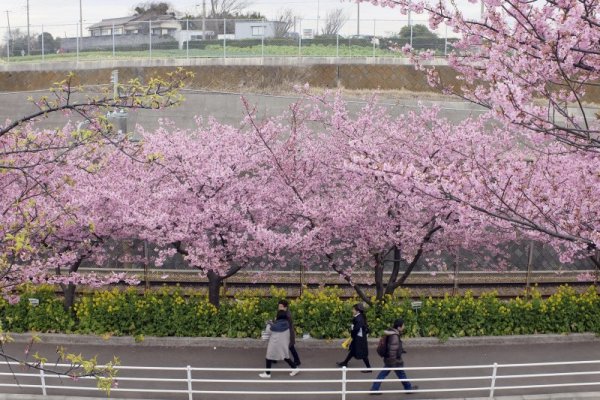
[278,299,301,366]
[369,318,418,395]
[259,310,300,378]
[336,303,372,372]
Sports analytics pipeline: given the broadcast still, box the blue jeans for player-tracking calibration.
[370,368,412,391]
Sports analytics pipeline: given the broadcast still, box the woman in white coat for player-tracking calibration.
[259,310,300,378]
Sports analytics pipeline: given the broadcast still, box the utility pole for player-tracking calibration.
[79,0,83,39]
[26,0,30,55]
[357,2,360,35]
[5,10,11,60]
[408,1,413,47]
[316,0,320,36]
[202,0,206,40]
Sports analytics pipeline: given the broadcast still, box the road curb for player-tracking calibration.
[7,332,600,349]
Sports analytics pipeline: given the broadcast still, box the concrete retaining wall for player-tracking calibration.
[0,60,455,94]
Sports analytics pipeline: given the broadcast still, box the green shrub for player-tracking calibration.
[0,285,74,333]
[0,285,598,339]
[292,287,351,339]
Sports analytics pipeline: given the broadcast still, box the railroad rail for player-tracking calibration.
[77,268,598,298]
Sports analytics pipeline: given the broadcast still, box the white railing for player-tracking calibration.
[1,360,600,399]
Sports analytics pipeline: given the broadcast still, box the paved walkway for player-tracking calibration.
[1,334,599,399]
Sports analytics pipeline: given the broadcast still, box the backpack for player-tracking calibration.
[376,335,389,358]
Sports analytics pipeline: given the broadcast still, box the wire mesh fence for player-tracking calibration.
[0,18,457,64]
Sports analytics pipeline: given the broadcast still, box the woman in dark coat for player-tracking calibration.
[336,303,372,371]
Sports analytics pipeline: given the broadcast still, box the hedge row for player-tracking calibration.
[1,285,599,339]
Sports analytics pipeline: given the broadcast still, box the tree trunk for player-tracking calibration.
[374,254,385,302]
[207,270,222,308]
[61,283,77,311]
[56,254,87,311]
[590,249,600,289]
[385,246,401,296]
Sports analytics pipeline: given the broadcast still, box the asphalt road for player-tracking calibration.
[0,90,485,133]
[1,336,600,400]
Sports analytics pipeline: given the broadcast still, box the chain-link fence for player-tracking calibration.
[84,239,596,274]
[0,18,457,64]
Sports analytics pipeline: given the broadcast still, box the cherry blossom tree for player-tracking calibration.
[0,69,192,300]
[242,93,516,304]
[362,0,599,150]
[357,0,600,272]
[410,113,600,268]
[80,117,292,308]
[0,69,191,390]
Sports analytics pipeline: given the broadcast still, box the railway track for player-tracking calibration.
[78,268,599,298]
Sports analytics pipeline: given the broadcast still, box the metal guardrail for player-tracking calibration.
[1,360,599,399]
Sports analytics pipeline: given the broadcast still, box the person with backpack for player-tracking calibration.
[370,318,418,395]
[336,303,372,372]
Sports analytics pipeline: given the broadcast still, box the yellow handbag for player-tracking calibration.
[341,337,352,349]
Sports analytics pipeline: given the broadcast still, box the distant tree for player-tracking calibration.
[36,32,59,54]
[209,0,251,17]
[3,28,33,56]
[322,8,348,36]
[273,9,296,38]
[399,24,438,39]
[133,1,174,16]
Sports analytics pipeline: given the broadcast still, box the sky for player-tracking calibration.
[1,0,481,39]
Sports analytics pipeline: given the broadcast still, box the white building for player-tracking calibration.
[173,30,215,49]
[234,20,287,39]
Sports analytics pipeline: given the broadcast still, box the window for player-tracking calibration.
[251,25,265,37]
[101,28,111,36]
[113,27,123,35]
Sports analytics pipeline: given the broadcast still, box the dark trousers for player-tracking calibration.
[289,345,301,365]
[340,351,371,368]
[265,358,296,375]
[370,368,412,391]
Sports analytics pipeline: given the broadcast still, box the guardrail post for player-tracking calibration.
[341,366,347,400]
[186,19,189,61]
[444,24,448,56]
[112,23,115,57]
[489,362,498,398]
[186,365,193,400]
[298,19,302,57]
[372,19,376,58]
[223,19,227,59]
[76,23,79,63]
[39,363,47,396]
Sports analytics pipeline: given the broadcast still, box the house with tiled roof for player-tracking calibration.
[88,14,180,37]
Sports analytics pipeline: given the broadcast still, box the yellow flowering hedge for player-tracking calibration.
[0,285,598,339]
